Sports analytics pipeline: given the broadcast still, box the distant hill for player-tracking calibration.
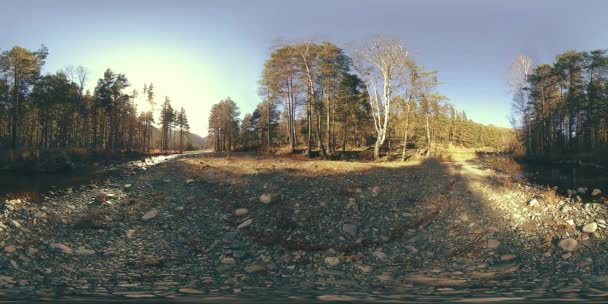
[149,126,208,150]
[188,132,209,149]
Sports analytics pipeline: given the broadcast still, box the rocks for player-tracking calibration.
[125,229,136,238]
[74,249,96,255]
[591,189,602,196]
[528,198,539,206]
[342,223,357,237]
[357,264,373,273]
[559,238,578,252]
[186,179,195,185]
[577,187,587,194]
[583,222,598,233]
[9,220,21,229]
[141,209,159,221]
[566,219,575,226]
[4,245,16,254]
[33,211,47,219]
[405,245,419,253]
[244,264,264,273]
[221,257,235,264]
[237,218,253,229]
[50,243,74,254]
[372,251,386,260]
[124,184,132,190]
[487,239,500,249]
[259,193,272,204]
[500,254,517,261]
[0,275,15,285]
[234,208,249,216]
[9,260,19,270]
[562,252,573,260]
[179,288,204,294]
[324,257,340,266]
[95,192,108,202]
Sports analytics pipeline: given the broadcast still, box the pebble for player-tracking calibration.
[500,254,517,261]
[50,243,73,254]
[142,209,159,221]
[33,212,47,218]
[244,264,264,273]
[373,251,386,260]
[221,257,235,264]
[357,264,373,273]
[562,252,573,260]
[4,245,16,254]
[9,260,19,270]
[234,208,249,216]
[528,198,538,206]
[487,239,500,249]
[75,249,96,255]
[324,257,340,266]
[342,223,357,237]
[125,229,136,238]
[582,223,598,233]
[237,219,253,229]
[591,189,602,196]
[559,238,578,252]
[259,194,272,204]
[179,288,204,294]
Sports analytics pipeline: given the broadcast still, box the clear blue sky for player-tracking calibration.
[2,0,608,135]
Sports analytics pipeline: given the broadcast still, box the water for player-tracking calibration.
[482,157,608,193]
[0,154,181,201]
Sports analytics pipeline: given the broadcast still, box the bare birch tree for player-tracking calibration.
[353,37,411,159]
[506,55,533,152]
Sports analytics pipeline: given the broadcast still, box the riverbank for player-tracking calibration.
[0,153,607,301]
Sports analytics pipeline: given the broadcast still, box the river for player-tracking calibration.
[0,154,182,201]
[481,156,607,194]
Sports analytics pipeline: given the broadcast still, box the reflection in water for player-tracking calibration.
[483,157,607,193]
[0,154,180,200]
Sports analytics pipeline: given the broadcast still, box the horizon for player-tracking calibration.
[3,0,608,136]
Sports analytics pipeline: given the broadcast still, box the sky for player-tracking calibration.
[2,0,608,136]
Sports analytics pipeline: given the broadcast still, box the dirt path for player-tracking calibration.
[0,154,607,302]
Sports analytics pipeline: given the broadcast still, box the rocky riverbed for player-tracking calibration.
[1,153,608,302]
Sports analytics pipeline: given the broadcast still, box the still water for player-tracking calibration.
[483,157,608,193]
[0,154,180,200]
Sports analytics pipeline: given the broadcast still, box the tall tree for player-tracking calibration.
[353,37,411,159]
[0,45,48,148]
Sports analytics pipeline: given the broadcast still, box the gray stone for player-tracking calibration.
[342,223,357,237]
[75,249,96,255]
[142,209,159,221]
[50,243,73,254]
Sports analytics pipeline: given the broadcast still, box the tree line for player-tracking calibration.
[208,38,514,159]
[509,50,608,160]
[0,45,192,160]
